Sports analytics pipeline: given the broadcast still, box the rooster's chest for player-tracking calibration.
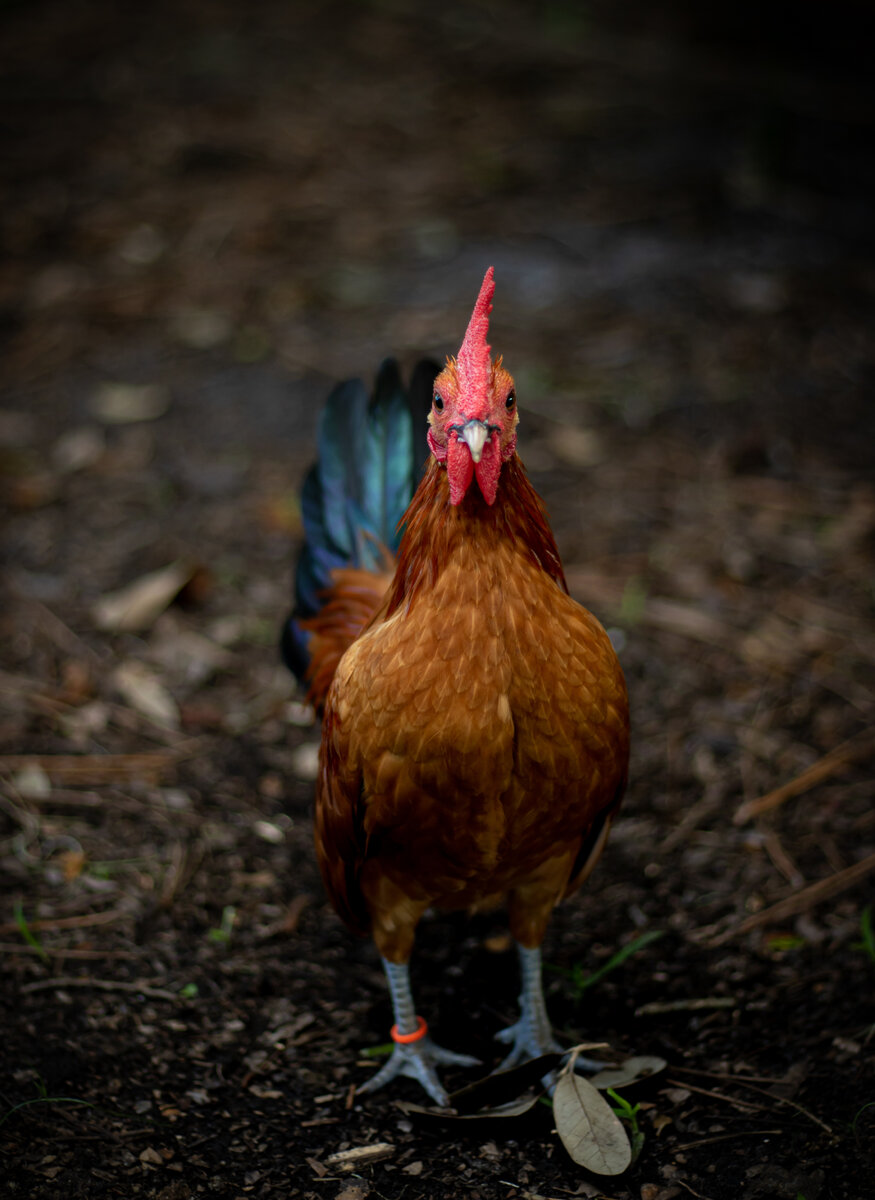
[342,553,616,804]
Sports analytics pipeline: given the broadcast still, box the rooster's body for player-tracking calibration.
[285,269,629,1105]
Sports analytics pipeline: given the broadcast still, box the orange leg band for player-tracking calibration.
[390,1015,428,1044]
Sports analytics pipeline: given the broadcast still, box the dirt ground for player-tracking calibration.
[1,2,874,1198]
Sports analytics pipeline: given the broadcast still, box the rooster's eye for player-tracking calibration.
[505,391,515,410]
[433,393,444,412]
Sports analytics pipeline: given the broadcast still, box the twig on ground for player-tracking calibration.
[636,997,735,1015]
[760,827,805,887]
[0,943,138,960]
[20,976,182,1001]
[672,1066,791,1086]
[676,1179,717,1200]
[734,728,875,824]
[0,747,202,786]
[0,908,129,935]
[675,1129,783,1151]
[728,1079,835,1136]
[703,851,875,946]
[665,1079,769,1114]
[669,1067,835,1135]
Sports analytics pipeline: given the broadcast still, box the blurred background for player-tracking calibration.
[1,1,873,1196]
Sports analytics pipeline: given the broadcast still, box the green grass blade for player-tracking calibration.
[575,930,664,995]
[0,1095,93,1130]
[12,900,49,963]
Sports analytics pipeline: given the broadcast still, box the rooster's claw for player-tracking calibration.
[358,1036,480,1107]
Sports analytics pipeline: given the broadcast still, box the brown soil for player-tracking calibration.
[1,3,873,1199]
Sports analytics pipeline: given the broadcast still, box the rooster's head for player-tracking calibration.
[427,266,518,506]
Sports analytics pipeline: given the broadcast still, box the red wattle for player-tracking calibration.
[447,437,474,505]
[473,438,502,506]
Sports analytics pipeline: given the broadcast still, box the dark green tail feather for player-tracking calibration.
[281,359,438,683]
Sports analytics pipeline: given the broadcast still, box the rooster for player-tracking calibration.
[284,268,630,1106]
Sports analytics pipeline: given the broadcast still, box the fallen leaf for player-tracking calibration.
[113,662,179,728]
[335,1184,370,1200]
[52,426,105,472]
[13,764,52,799]
[58,850,87,881]
[169,307,231,350]
[291,742,320,781]
[449,1054,562,1113]
[253,819,285,844]
[553,1061,632,1175]
[325,1143,395,1170]
[589,1056,668,1090]
[148,627,231,686]
[93,562,198,632]
[398,1093,542,1126]
[248,1084,283,1099]
[90,382,170,424]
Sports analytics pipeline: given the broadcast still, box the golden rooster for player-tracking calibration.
[284,268,629,1105]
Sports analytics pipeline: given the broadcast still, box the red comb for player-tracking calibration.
[456,266,494,400]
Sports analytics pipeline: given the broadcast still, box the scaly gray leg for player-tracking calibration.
[495,942,605,1073]
[358,958,480,1107]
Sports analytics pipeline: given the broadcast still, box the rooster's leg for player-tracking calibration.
[496,942,604,1073]
[358,959,480,1107]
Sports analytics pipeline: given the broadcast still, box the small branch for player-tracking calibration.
[669,1068,835,1136]
[704,851,875,946]
[731,1079,835,1137]
[20,976,182,1001]
[0,943,138,960]
[734,728,875,824]
[0,908,128,935]
[665,1079,769,1114]
[672,1066,791,1086]
[675,1129,784,1151]
[676,1179,717,1200]
[636,997,735,1016]
[0,746,202,787]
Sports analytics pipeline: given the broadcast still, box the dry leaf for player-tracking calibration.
[13,763,52,799]
[553,1061,632,1175]
[589,1056,668,1091]
[93,561,197,632]
[58,850,87,881]
[52,426,105,473]
[113,662,179,728]
[291,742,320,781]
[400,1093,543,1125]
[335,1185,370,1200]
[148,627,232,686]
[325,1143,395,1170]
[90,382,170,424]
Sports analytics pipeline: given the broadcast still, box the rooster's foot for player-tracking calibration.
[495,1010,564,1069]
[362,958,480,1106]
[357,1036,480,1108]
[496,942,605,1077]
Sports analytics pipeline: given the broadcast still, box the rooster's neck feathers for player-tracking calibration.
[385,455,567,619]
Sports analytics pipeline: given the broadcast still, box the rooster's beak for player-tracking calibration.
[456,419,490,464]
